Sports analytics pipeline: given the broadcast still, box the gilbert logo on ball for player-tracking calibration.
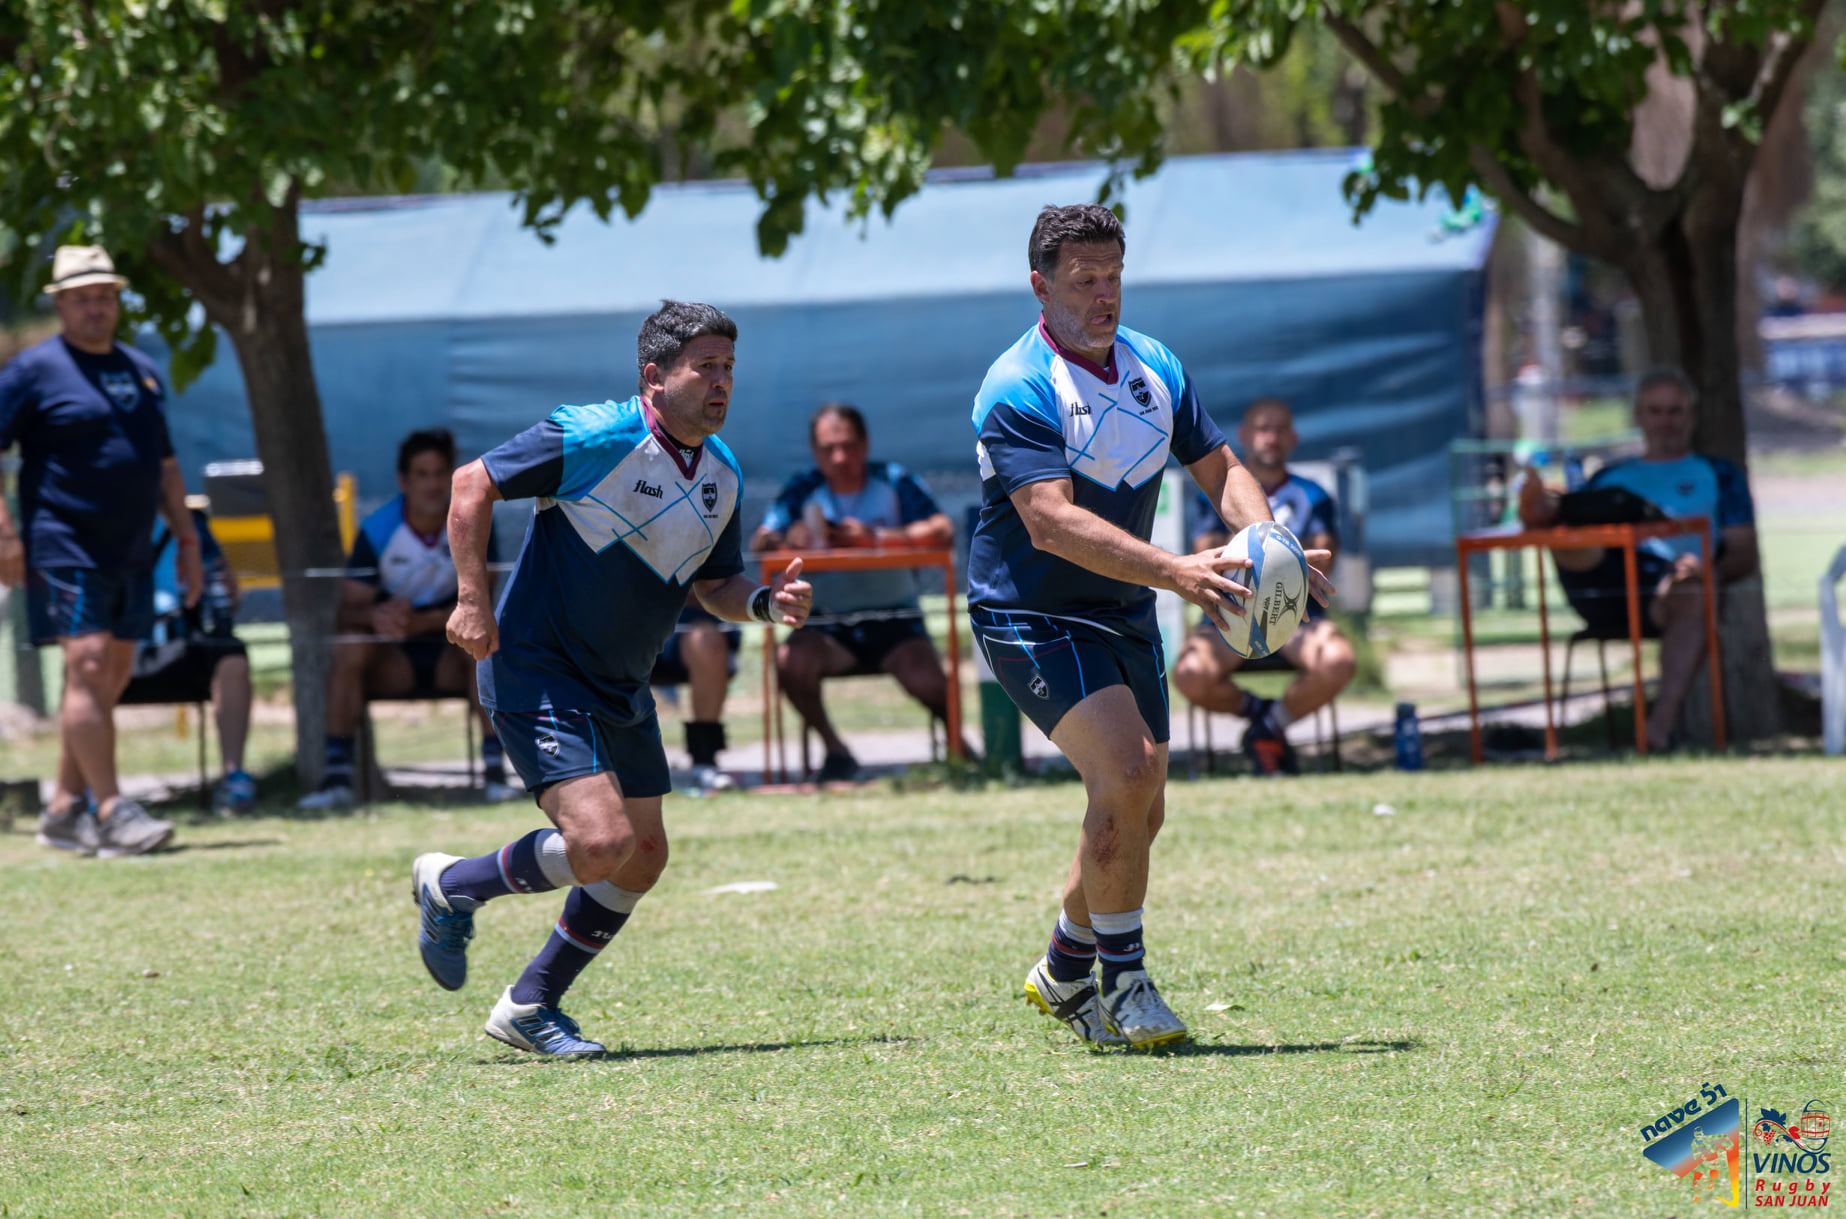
[1216,521,1310,659]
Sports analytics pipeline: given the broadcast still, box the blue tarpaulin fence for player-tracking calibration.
[146,149,1496,568]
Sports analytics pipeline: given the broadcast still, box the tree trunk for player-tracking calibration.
[1620,209,1782,743]
[212,218,345,787]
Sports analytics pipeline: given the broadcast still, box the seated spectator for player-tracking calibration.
[299,429,515,808]
[121,508,257,813]
[651,592,742,792]
[1172,398,1356,776]
[1518,366,1758,751]
[751,403,955,782]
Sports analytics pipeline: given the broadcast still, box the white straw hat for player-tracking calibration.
[43,245,128,295]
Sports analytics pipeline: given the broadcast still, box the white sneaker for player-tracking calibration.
[1024,958,1126,1047]
[690,765,736,793]
[1097,969,1189,1049]
[481,781,521,804]
[297,784,355,811]
[484,986,605,1057]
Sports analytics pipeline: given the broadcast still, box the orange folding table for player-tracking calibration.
[1454,517,1724,763]
[753,546,964,783]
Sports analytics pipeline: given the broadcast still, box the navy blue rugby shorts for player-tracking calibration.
[490,706,673,803]
[969,606,1169,744]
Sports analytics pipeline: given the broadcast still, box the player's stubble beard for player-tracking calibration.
[653,380,728,447]
[1041,291,1117,365]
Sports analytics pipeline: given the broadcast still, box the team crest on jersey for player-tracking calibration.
[1127,376,1152,410]
[701,482,719,514]
[1028,674,1049,699]
[99,371,141,410]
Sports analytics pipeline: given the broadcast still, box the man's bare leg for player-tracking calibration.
[212,653,253,776]
[1278,619,1356,721]
[1172,627,1247,715]
[1646,572,1708,752]
[776,629,858,761]
[58,633,129,812]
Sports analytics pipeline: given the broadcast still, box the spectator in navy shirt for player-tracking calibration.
[1519,366,1759,751]
[751,404,957,782]
[1173,398,1357,776]
[0,246,198,858]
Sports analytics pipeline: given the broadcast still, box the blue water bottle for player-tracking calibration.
[1393,703,1425,771]
[1563,455,1586,491]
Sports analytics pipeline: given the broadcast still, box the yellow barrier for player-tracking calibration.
[209,472,358,591]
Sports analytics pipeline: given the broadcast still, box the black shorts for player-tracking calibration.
[796,612,929,676]
[970,607,1169,743]
[1556,549,1672,639]
[120,635,248,705]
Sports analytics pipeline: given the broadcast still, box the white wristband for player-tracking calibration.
[749,585,775,623]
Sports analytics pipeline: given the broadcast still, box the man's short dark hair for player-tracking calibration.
[398,427,455,474]
[636,300,738,379]
[809,402,867,446]
[1635,365,1697,408]
[1028,204,1126,277]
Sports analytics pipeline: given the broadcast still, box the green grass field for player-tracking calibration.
[1,758,1839,1217]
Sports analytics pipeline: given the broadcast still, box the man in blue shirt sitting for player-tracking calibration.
[1174,398,1356,776]
[1518,366,1759,751]
[751,404,957,782]
[0,246,197,857]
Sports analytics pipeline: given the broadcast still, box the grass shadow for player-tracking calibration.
[1148,1038,1418,1058]
[473,1033,917,1065]
[158,838,288,854]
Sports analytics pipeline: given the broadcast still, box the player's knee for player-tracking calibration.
[626,831,670,886]
[567,821,636,883]
[1090,742,1162,810]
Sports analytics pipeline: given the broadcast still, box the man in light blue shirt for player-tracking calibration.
[1519,366,1758,751]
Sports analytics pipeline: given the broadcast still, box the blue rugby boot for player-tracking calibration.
[484,987,605,1057]
[411,852,475,991]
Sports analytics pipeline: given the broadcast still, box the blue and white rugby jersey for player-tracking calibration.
[968,321,1226,637]
[478,396,745,722]
[1587,454,1754,562]
[759,461,943,612]
[348,495,459,609]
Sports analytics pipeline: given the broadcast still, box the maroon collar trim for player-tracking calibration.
[642,399,703,479]
[1037,318,1117,383]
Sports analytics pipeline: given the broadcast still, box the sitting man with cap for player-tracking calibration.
[0,245,195,856]
[1173,397,1356,776]
[750,403,956,782]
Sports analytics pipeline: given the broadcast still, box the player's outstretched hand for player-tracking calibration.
[1304,550,1337,607]
[1168,548,1252,632]
[771,556,813,627]
[447,598,498,661]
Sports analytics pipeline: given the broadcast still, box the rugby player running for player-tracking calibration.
[414,301,811,1056]
[968,206,1332,1048]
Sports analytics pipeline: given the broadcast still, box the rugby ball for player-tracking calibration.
[1215,521,1310,660]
